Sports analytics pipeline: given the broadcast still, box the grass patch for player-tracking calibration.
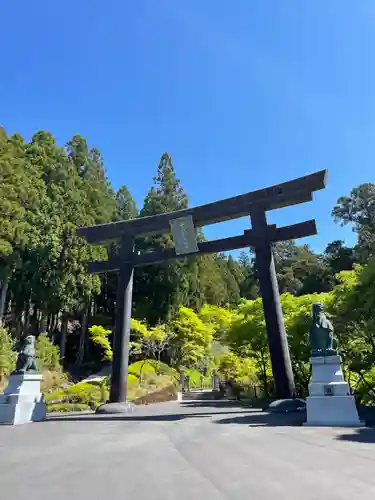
[48,403,90,413]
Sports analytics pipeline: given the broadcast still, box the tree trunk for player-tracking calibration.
[260,352,269,396]
[60,316,68,363]
[23,297,32,335]
[0,276,9,326]
[38,312,48,335]
[77,302,90,365]
[16,318,22,340]
[139,360,146,384]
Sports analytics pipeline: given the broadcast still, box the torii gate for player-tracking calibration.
[78,169,327,412]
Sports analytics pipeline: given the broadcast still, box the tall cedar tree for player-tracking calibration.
[133,153,195,323]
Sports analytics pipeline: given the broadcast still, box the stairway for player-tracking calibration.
[181,389,216,401]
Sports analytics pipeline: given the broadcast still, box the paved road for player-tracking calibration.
[1,400,375,500]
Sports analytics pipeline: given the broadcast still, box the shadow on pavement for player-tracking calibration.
[335,428,375,443]
[46,408,254,423]
[180,400,246,409]
[214,411,305,427]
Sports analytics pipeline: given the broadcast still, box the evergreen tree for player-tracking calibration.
[116,185,138,221]
[332,184,375,262]
[0,128,45,325]
[272,241,333,295]
[134,153,193,324]
[140,153,188,216]
[324,240,355,274]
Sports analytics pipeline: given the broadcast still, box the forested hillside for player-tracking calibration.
[2,126,375,408]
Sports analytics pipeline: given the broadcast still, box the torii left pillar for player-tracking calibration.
[96,235,136,414]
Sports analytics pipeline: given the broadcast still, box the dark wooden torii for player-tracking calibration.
[78,169,327,410]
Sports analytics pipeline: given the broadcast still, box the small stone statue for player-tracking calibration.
[309,303,337,357]
[12,335,38,374]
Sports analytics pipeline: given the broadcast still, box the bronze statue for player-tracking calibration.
[12,335,38,374]
[309,303,337,357]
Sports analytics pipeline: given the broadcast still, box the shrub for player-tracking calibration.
[127,373,139,386]
[36,334,61,372]
[40,370,68,393]
[88,325,112,362]
[128,359,156,380]
[0,326,16,382]
[45,381,108,410]
[184,368,211,388]
[153,361,179,380]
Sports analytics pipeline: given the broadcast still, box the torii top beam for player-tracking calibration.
[78,170,327,244]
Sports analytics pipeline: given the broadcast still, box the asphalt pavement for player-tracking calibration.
[1,399,375,500]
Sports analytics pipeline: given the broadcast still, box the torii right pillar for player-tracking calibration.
[250,208,296,401]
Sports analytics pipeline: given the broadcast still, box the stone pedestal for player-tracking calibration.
[304,356,363,427]
[0,373,46,425]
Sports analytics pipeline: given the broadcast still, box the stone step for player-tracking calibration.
[182,390,214,401]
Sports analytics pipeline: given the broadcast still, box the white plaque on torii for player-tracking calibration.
[169,215,198,255]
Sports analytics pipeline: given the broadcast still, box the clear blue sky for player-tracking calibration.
[2,1,375,253]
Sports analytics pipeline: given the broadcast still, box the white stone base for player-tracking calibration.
[304,356,363,427]
[304,395,364,427]
[0,373,46,425]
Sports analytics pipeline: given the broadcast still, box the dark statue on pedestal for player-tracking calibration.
[309,303,337,357]
[12,335,38,374]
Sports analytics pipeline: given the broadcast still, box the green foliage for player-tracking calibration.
[332,183,375,262]
[184,368,211,388]
[131,319,171,362]
[47,403,90,412]
[169,306,214,368]
[273,241,333,295]
[217,351,259,388]
[0,326,16,380]
[0,129,44,258]
[324,240,355,274]
[3,125,375,409]
[88,325,112,362]
[128,359,156,377]
[35,334,61,372]
[116,185,138,221]
[199,304,236,340]
[152,361,178,379]
[45,381,108,409]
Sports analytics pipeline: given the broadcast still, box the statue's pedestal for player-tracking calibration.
[0,373,46,425]
[304,356,363,427]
